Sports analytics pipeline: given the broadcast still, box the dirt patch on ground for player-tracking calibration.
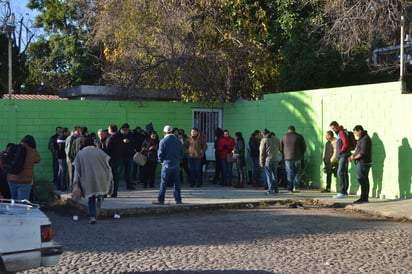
[41,200,87,217]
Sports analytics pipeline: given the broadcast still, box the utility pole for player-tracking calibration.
[399,16,406,93]
[6,13,15,99]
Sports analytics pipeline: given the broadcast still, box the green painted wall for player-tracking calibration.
[0,100,209,184]
[1,81,411,199]
[224,81,411,199]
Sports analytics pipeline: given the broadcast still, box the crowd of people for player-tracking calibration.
[0,119,372,223]
[212,126,307,194]
[46,123,190,223]
[326,121,372,204]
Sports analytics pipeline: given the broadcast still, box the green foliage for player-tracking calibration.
[16,0,411,99]
[93,0,282,101]
[25,0,102,94]
[0,33,28,97]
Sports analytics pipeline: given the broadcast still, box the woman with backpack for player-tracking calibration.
[1,135,40,201]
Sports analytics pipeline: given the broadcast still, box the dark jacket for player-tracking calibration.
[48,134,59,158]
[281,132,306,161]
[56,134,67,160]
[71,135,92,160]
[248,136,260,158]
[141,137,159,163]
[106,132,125,162]
[354,131,372,164]
[4,143,40,184]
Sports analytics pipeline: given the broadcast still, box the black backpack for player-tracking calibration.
[3,144,27,174]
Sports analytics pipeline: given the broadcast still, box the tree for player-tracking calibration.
[22,0,412,99]
[274,0,412,91]
[25,0,102,94]
[92,0,279,102]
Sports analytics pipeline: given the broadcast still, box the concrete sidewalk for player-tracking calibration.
[58,184,412,221]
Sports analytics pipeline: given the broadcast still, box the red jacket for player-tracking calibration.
[337,126,349,154]
[217,136,235,159]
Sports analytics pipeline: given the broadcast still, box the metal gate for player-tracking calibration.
[192,108,223,161]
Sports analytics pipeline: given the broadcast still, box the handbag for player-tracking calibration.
[72,184,83,201]
[232,153,240,160]
[133,152,147,166]
[226,152,234,163]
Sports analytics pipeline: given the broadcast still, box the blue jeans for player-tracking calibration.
[8,182,32,200]
[52,156,58,186]
[221,159,233,185]
[235,158,245,185]
[285,160,302,191]
[251,156,259,183]
[337,156,349,195]
[88,196,97,218]
[356,162,371,201]
[119,157,134,187]
[57,158,68,190]
[187,158,202,185]
[264,161,279,193]
[109,159,122,196]
[158,165,181,203]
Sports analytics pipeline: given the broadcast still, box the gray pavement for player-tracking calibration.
[57,182,412,221]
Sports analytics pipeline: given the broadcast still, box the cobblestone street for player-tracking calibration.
[20,205,412,274]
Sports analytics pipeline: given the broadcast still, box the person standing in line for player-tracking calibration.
[105,124,124,197]
[212,128,224,185]
[95,129,109,151]
[217,130,236,186]
[48,126,62,189]
[259,129,280,195]
[233,132,246,188]
[56,127,69,191]
[321,130,338,193]
[132,126,147,183]
[329,121,351,198]
[70,126,91,160]
[0,143,12,199]
[119,123,137,190]
[141,131,159,188]
[248,130,261,187]
[65,126,80,190]
[184,128,208,187]
[153,125,183,205]
[281,125,306,193]
[177,129,189,184]
[73,139,113,224]
[4,135,40,201]
[349,125,372,203]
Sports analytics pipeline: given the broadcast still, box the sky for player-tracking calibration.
[10,0,35,17]
[6,0,40,47]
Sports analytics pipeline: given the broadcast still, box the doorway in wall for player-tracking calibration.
[192,108,223,161]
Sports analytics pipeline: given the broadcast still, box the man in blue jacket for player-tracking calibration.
[153,125,184,205]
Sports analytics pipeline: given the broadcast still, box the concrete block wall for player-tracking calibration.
[1,81,411,199]
[224,81,411,199]
[0,100,202,183]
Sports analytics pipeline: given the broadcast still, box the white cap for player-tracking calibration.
[163,125,173,133]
